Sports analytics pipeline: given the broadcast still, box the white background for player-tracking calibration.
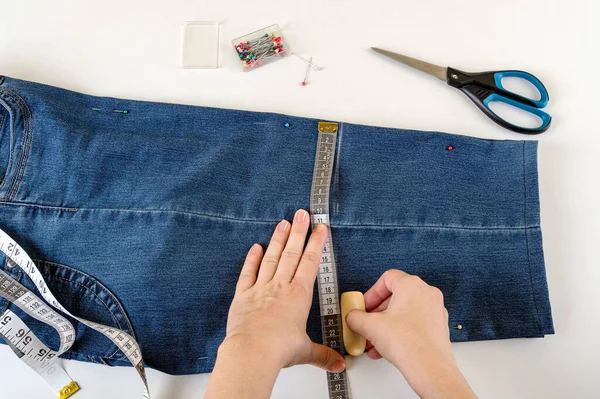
[1,1,599,398]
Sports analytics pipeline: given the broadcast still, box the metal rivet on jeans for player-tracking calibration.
[455,324,463,330]
[6,258,17,268]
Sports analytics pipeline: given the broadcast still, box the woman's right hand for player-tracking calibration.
[346,269,477,399]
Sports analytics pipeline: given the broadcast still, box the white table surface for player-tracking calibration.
[1,1,598,398]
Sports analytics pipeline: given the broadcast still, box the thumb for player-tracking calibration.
[346,309,373,339]
[305,343,346,373]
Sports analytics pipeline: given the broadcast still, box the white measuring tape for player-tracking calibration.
[0,308,79,398]
[0,229,150,398]
[310,121,350,399]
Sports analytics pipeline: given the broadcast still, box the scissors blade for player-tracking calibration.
[371,47,448,81]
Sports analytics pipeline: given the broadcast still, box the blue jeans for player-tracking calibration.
[0,75,553,375]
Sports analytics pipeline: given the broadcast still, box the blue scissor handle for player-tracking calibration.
[447,67,551,134]
[493,70,549,108]
[483,93,552,133]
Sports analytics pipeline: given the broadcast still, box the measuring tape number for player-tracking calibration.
[310,121,350,399]
[0,230,151,398]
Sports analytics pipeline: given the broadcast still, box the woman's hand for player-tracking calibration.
[222,208,345,373]
[206,209,344,399]
[346,269,477,399]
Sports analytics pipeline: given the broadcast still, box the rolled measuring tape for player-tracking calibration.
[0,229,151,398]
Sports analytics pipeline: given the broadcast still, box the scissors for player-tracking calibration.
[371,47,551,134]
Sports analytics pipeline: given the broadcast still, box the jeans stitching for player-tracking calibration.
[39,260,135,358]
[0,90,21,199]
[0,98,15,196]
[41,273,124,359]
[332,121,343,217]
[0,201,280,224]
[0,109,5,138]
[333,224,540,231]
[522,142,542,334]
[0,89,33,202]
[38,260,135,338]
[0,109,5,186]
[37,260,134,359]
[0,201,540,230]
[0,202,78,212]
[3,89,33,201]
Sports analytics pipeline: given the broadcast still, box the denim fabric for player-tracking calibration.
[0,75,553,375]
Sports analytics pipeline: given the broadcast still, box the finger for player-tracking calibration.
[275,209,311,281]
[365,340,382,359]
[345,309,375,340]
[256,220,291,284]
[371,296,391,313]
[236,244,263,293]
[364,269,409,311]
[292,224,328,290]
[303,343,345,373]
[366,347,382,360]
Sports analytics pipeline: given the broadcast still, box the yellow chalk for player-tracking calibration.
[341,291,366,356]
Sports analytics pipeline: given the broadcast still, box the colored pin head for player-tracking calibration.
[232,24,289,72]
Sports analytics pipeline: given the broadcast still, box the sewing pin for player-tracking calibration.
[293,53,324,71]
[301,57,313,86]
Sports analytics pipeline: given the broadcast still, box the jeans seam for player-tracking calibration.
[0,99,15,195]
[43,274,124,359]
[0,201,280,224]
[5,89,33,201]
[0,88,33,202]
[333,223,539,231]
[37,261,133,359]
[0,202,78,212]
[42,274,124,329]
[332,121,343,217]
[43,260,135,358]
[522,142,542,334]
[0,91,19,197]
[0,200,542,230]
[45,260,135,357]
[0,109,5,185]
[87,355,107,365]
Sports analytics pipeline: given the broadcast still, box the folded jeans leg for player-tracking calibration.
[0,75,553,375]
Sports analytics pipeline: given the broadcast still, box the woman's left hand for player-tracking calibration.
[221,208,345,373]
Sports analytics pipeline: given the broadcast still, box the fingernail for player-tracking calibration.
[277,220,290,232]
[329,360,346,373]
[295,209,307,222]
[249,244,260,255]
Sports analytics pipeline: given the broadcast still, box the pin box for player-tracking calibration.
[232,24,290,71]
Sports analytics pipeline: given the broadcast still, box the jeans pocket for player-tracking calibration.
[0,255,135,363]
